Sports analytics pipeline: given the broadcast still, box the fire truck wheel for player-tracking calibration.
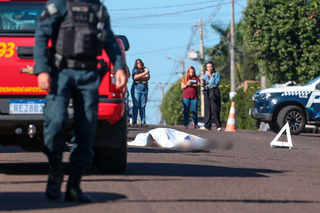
[92,110,127,174]
[19,136,43,152]
[20,145,43,152]
[93,138,127,174]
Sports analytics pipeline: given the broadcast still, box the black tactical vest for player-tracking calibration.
[55,0,107,60]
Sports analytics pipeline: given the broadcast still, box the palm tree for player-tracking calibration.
[206,22,231,80]
[206,21,259,83]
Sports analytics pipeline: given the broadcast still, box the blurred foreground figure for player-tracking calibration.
[34,0,126,202]
[128,128,232,151]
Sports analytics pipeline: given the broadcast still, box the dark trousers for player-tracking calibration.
[204,90,221,129]
[43,68,100,173]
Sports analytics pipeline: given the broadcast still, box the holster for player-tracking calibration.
[54,53,66,70]
[66,59,97,70]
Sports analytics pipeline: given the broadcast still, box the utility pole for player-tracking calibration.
[165,56,185,78]
[181,61,185,77]
[229,0,236,100]
[160,87,164,125]
[261,76,267,89]
[199,19,205,116]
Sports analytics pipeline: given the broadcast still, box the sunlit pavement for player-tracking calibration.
[1,126,320,213]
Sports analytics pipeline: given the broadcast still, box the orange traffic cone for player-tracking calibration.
[225,102,237,132]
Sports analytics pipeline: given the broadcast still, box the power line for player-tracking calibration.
[113,25,197,30]
[205,0,224,25]
[146,27,197,99]
[118,13,241,22]
[148,60,178,100]
[160,27,198,93]
[126,38,220,56]
[111,1,237,21]
[180,26,197,60]
[127,45,187,56]
[235,2,245,8]
[108,0,225,11]
[112,14,242,29]
[110,13,235,22]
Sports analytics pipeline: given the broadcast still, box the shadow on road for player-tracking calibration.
[0,178,180,185]
[0,146,26,153]
[297,134,320,138]
[127,127,148,132]
[0,192,126,211]
[0,163,58,175]
[127,136,136,141]
[0,162,282,178]
[120,198,320,204]
[126,163,282,177]
[128,147,185,153]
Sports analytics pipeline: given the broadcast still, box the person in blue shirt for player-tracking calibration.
[34,0,127,203]
[131,59,150,127]
[202,62,221,131]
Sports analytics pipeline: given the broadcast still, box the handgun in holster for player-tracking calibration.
[54,53,66,70]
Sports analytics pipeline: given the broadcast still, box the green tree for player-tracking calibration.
[219,78,231,122]
[206,23,231,80]
[233,87,259,130]
[160,79,202,125]
[206,21,260,129]
[243,0,320,84]
[206,21,259,85]
[161,19,261,128]
[160,79,184,125]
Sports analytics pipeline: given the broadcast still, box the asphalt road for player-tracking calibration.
[1,125,320,213]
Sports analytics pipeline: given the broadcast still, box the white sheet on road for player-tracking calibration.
[128,128,208,149]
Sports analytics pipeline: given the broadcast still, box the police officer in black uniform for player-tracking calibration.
[34,0,126,203]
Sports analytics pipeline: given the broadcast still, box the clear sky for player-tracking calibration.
[105,0,247,125]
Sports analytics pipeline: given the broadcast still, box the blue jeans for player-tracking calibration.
[182,98,198,126]
[126,91,131,122]
[131,87,148,123]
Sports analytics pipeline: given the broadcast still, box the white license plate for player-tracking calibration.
[9,100,45,114]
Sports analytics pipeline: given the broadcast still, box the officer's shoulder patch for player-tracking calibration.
[47,3,58,15]
[39,2,59,22]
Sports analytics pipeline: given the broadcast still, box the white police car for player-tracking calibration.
[249,76,320,135]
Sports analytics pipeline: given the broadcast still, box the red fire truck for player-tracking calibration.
[0,0,129,173]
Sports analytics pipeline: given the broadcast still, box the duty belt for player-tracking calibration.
[135,81,147,83]
[66,59,97,70]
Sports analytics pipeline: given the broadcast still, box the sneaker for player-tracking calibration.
[217,127,222,131]
[141,122,148,127]
[194,125,200,129]
[184,126,188,129]
[132,122,138,127]
[200,127,211,131]
[127,121,130,126]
